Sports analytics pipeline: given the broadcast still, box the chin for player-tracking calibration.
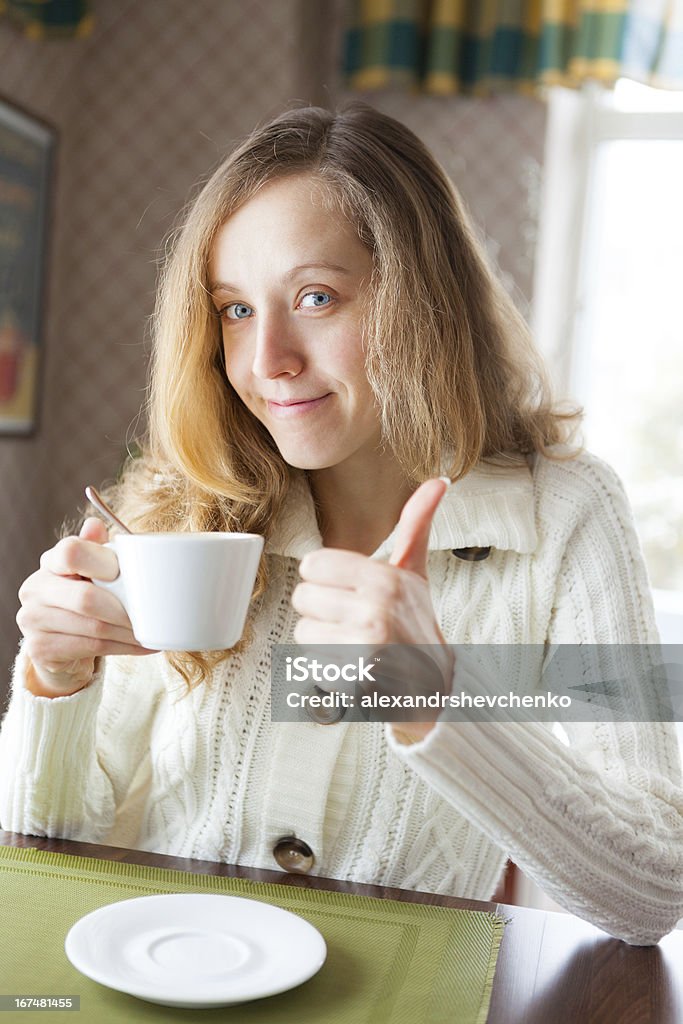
[275,443,347,471]
[281,454,345,471]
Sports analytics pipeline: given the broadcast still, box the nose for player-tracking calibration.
[251,308,304,380]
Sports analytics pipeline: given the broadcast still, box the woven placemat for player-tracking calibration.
[0,845,505,1024]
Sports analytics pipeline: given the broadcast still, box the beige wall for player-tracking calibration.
[0,0,546,705]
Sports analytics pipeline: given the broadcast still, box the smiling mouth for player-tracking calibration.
[266,394,332,418]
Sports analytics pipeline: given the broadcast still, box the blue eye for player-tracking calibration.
[300,291,332,309]
[221,302,253,320]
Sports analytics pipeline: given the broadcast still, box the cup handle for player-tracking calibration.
[90,542,128,613]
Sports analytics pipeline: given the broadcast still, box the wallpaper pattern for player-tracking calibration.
[0,0,546,703]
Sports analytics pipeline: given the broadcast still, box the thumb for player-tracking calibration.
[79,516,110,544]
[390,478,449,577]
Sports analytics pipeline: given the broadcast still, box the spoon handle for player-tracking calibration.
[85,486,133,535]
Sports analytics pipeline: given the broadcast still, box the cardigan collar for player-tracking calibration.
[266,457,538,560]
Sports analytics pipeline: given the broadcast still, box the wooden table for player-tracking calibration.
[1,829,681,1023]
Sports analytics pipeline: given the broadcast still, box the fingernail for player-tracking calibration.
[438,476,451,485]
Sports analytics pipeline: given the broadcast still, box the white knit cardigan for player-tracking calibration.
[1,449,681,945]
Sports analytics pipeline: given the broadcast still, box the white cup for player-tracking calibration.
[92,533,264,651]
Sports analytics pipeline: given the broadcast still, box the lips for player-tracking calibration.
[270,397,325,406]
[266,394,332,418]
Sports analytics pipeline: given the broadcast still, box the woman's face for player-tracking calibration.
[209,174,381,472]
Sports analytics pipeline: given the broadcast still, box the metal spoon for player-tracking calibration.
[85,486,133,534]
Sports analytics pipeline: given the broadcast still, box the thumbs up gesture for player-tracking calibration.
[293,479,455,739]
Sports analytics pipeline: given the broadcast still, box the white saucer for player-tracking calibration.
[65,893,327,1008]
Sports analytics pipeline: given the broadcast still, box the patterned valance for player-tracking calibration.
[0,0,92,40]
[343,1,683,96]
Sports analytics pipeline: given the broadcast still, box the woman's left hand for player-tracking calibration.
[292,479,455,740]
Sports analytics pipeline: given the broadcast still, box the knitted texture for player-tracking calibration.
[1,450,681,945]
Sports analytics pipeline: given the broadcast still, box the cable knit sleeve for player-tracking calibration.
[387,452,683,945]
[0,644,163,844]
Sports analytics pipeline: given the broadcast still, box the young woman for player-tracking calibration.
[1,103,681,945]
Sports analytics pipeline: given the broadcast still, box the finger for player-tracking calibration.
[294,616,379,646]
[18,604,141,647]
[79,516,110,544]
[26,632,157,666]
[389,478,448,577]
[299,548,381,589]
[41,535,119,581]
[292,581,371,624]
[31,575,132,628]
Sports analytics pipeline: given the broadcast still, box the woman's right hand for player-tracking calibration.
[16,516,155,697]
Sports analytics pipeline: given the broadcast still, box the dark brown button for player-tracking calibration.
[304,686,348,725]
[452,546,492,561]
[273,836,315,874]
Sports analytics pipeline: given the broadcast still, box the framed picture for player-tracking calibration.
[0,97,56,436]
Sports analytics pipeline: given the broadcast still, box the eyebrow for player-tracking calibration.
[209,261,352,294]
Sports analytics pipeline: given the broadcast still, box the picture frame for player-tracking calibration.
[0,96,56,436]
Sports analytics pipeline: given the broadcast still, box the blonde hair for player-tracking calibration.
[103,102,580,689]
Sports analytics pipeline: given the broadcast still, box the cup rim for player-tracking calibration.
[113,532,263,541]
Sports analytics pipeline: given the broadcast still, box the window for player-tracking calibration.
[533,81,683,643]
[520,86,683,916]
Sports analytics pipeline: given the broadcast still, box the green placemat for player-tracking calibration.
[0,845,505,1024]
